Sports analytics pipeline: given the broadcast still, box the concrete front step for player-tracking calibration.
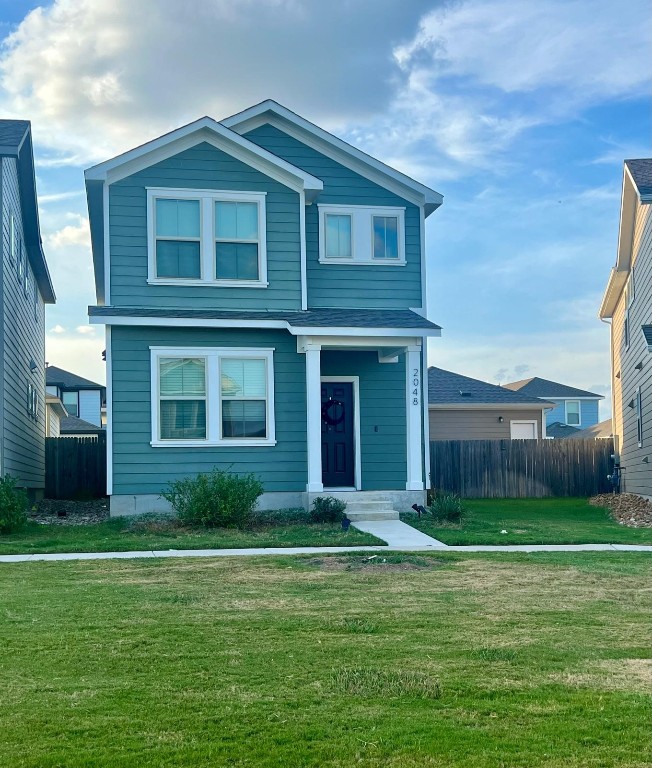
[346,510,399,521]
[345,500,395,512]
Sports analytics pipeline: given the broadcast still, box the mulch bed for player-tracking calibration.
[589,493,652,528]
[30,499,110,526]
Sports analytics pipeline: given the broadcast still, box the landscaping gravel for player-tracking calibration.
[30,499,110,526]
[590,493,652,528]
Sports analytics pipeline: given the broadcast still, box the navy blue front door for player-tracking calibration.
[321,382,355,487]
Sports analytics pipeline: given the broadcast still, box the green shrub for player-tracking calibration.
[428,491,465,523]
[310,496,346,523]
[0,475,28,534]
[162,469,263,529]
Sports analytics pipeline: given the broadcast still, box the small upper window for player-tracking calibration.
[626,270,635,308]
[318,205,405,265]
[9,214,16,263]
[636,387,643,447]
[17,237,24,282]
[215,201,260,281]
[62,391,79,418]
[155,198,201,279]
[566,400,580,426]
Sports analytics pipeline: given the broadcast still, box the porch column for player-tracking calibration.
[406,345,424,491]
[305,344,324,493]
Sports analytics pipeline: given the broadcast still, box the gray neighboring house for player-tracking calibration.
[428,367,552,440]
[45,365,106,431]
[599,158,652,496]
[0,120,56,499]
[502,377,604,430]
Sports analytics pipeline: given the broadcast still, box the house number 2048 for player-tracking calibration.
[412,368,420,406]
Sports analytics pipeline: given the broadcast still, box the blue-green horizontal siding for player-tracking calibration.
[109,142,302,310]
[321,350,406,490]
[111,327,307,495]
[243,124,422,310]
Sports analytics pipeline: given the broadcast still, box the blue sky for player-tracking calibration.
[0,0,649,418]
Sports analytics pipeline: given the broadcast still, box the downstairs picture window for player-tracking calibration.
[152,348,275,446]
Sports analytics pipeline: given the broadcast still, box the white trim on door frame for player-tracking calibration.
[321,376,361,491]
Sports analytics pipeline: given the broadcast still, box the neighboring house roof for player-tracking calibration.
[502,377,604,400]
[546,421,582,439]
[0,120,55,303]
[222,99,444,216]
[600,158,652,318]
[572,419,613,440]
[46,365,105,392]
[59,416,104,434]
[428,367,551,407]
[88,306,442,334]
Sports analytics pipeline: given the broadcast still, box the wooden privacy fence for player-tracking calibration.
[45,433,107,500]
[429,439,615,498]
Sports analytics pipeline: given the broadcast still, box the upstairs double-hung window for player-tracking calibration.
[148,189,267,286]
[318,205,405,265]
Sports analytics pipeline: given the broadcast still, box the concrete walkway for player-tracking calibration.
[1,542,650,563]
[351,519,446,547]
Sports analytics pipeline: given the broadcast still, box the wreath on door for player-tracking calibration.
[322,398,346,426]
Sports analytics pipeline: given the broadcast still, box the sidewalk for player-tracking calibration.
[1,541,650,563]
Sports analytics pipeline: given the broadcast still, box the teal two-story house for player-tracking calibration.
[85,101,442,515]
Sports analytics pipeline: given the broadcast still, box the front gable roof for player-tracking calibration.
[222,100,443,216]
[502,376,604,400]
[599,158,652,318]
[428,367,552,407]
[85,115,324,303]
[0,120,55,303]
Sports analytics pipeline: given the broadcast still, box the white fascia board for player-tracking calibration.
[599,268,628,319]
[222,102,443,215]
[84,117,323,196]
[89,313,440,338]
[537,395,604,401]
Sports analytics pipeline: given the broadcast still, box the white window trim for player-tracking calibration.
[150,346,276,447]
[317,204,406,265]
[565,400,581,426]
[146,188,268,287]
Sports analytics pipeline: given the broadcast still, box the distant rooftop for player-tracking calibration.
[46,365,105,391]
[428,367,551,406]
[502,377,604,400]
[625,159,652,198]
[546,422,582,439]
[59,415,104,434]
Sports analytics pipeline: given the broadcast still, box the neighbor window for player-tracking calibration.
[318,205,405,264]
[9,214,16,263]
[27,382,38,421]
[148,189,267,285]
[62,391,79,417]
[151,347,275,446]
[565,400,580,426]
[636,387,643,447]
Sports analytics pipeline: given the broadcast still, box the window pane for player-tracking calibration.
[156,199,200,237]
[215,202,258,240]
[156,241,201,278]
[325,214,352,259]
[222,400,266,438]
[221,358,266,397]
[62,391,78,417]
[160,400,206,439]
[566,401,580,425]
[160,358,206,396]
[373,216,399,259]
[215,242,259,280]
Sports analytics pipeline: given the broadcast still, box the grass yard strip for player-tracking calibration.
[407,497,652,545]
[1,552,650,767]
[0,518,382,555]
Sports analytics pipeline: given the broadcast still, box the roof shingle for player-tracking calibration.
[625,159,652,198]
[502,376,603,399]
[428,367,550,406]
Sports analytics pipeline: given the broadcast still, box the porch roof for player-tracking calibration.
[88,306,441,334]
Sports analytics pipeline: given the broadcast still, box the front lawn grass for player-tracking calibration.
[406,497,652,545]
[0,517,382,555]
[1,552,650,767]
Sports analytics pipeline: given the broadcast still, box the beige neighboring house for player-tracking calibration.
[599,159,652,496]
[428,367,552,440]
[45,394,67,437]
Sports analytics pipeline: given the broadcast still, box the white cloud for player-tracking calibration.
[46,334,105,386]
[46,216,90,249]
[76,325,95,335]
[49,324,66,334]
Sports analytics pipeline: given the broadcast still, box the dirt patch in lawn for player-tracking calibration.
[305,554,446,572]
[30,498,110,525]
[552,658,652,693]
[590,493,652,528]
